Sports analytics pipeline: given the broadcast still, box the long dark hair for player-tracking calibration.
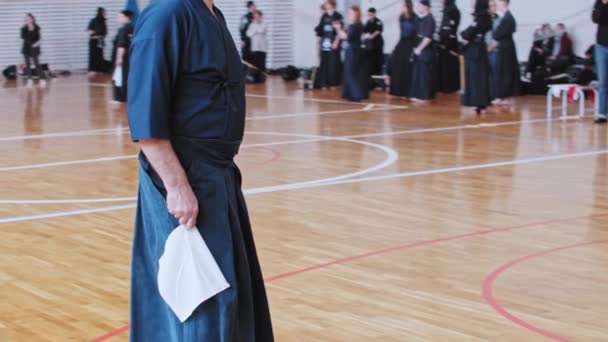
[25,13,40,31]
[473,0,489,15]
[444,0,457,12]
[400,0,414,20]
[95,7,106,20]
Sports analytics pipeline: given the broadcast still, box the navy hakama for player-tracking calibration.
[410,13,436,100]
[436,2,461,93]
[88,16,108,72]
[363,17,384,77]
[127,1,273,341]
[387,15,417,98]
[342,23,369,102]
[492,10,520,99]
[460,13,492,108]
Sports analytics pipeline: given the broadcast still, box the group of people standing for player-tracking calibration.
[312,0,520,113]
[19,7,134,102]
[387,0,519,113]
[86,7,135,104]
[313,1,386,102]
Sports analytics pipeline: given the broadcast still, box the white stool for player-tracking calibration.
[546,84,597,119]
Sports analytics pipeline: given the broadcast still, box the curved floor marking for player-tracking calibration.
[0,132,397,205]
[91,214,608,341]
[482,240,608,342]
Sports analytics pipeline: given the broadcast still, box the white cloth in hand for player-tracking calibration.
[158,225,230,323]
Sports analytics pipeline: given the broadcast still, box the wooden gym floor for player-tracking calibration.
[0,76,607,342]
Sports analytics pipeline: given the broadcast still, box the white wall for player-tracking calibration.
[0,0,293,71]
[457,0,595,61]
[293,0,597,67]
[293,0,324,67]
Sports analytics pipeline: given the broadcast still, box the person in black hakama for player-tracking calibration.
[21,13,47,88]
[363,8,385,79]
[88,7,108,74]
[127,0,274,340]
[410,0,436,103]
[436,0,461,94]
[239,1,256,64]
[337,6,369,102]
[486,0,499,100]
[491,0,519,105]
[111,10,134,104]
[460,0,492,114]
[386,0,417,99]
[314,1,343,90]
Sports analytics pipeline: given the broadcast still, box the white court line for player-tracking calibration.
[246,93,404,108]
[257,148,608,191]
[341,116,586,140]
[0,112,587,144]
[0,137,330,172]
[1,148,606,224]
[0,198,137,204]
[0,155,137,172]
[0,204,137,224]
[0,127,129,142]
[0,106,398,143]
[243,131,398,194]
[246,106,389,121]
[0,131,398,203]
[47,82,401,107]
[0,116,593,172]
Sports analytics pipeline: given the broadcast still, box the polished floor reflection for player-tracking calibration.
[0,76,607,341]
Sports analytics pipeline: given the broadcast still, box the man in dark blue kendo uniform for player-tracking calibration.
[127,0,274,341]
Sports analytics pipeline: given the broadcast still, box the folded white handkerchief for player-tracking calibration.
[112,66,122,87]
[158,225,230,323]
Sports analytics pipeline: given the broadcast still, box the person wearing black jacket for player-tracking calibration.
[239,1,256,64]
[437,0,460,94]
[460,0,492,114]
[314,0,343,90]
[21,13,46,87]
[87,7,108,74]
[363,8,384,80]
[410,0,436,103]
[491,0,519,105]
[593,0,608,123]
[111,10,134,104]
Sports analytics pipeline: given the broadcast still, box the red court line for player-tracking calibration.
[90,213,608,341]
[482,240,608,342]
[253,147,281,166]
[90,326,129,342]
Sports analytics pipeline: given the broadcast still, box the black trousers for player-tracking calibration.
[24,54,45,80]
[250,51,266,72]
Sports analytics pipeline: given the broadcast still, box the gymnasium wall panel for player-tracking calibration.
[0,0,151,71]
[0,0,292,72]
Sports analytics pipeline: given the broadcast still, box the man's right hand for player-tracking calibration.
[138,139,199,229]
[166,182,198,229]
